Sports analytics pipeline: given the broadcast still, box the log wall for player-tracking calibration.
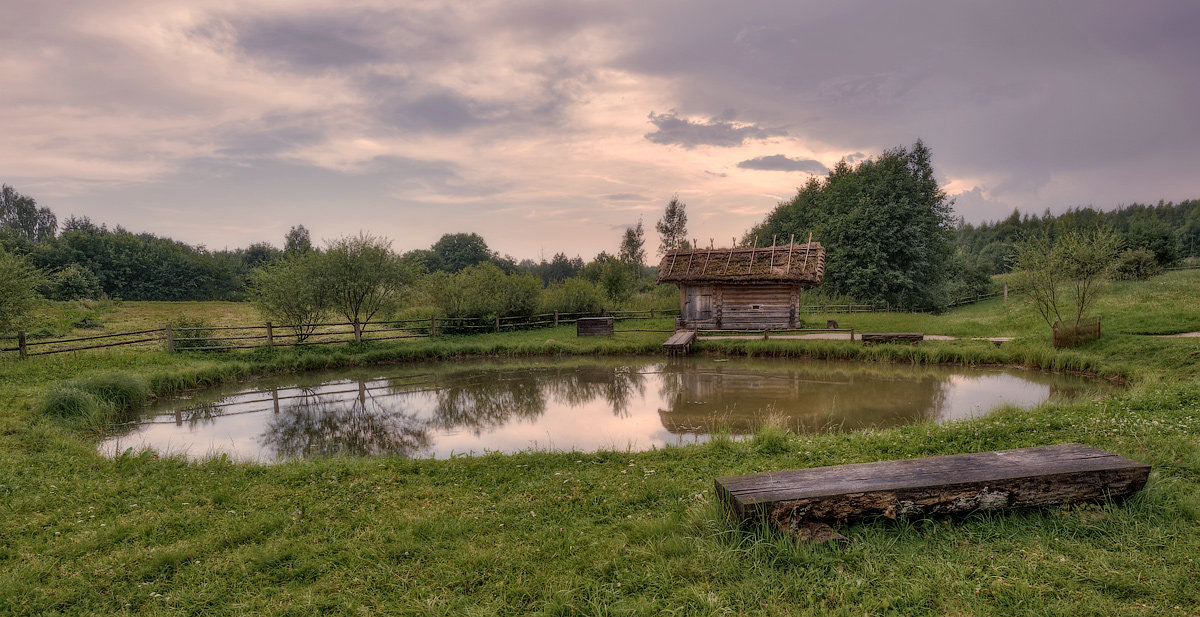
[680,283,800,329]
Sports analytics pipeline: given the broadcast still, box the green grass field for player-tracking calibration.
[2,272,1199,615]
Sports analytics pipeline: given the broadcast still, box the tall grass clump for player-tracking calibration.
[36,372,150,428]
[751,414,792,455]
[79,373,149,411]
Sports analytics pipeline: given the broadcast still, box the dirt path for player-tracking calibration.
[1160,331,1200,338]
[696,332,1014,343]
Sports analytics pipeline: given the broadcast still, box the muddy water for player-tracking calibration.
[100,356,1110,462]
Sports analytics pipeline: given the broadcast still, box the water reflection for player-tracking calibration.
[100,357,1109,462]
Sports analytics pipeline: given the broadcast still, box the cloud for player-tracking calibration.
[3,0,1199,259]
[644,111,785,148]
[604,193,648,201]
[737,155,828,174]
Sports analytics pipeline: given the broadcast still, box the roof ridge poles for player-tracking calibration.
[747,236,758,274]
[801,232,813,273]
[785,233,795,274]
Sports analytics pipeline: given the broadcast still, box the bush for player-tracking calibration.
[1115,248,1162,280]
[432,263,541,321]
[541,279,604,314]
[44,264,101,301]
[171,317,218,350]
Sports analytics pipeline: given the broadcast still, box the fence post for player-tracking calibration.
[553,310,559,327]
[430,315,437,337]
[763,328,769,340]
[18,331,27,359]
[495,316,500,332]
[353,319,362,343]
[850,327,854,341]
[650,308,655,319]
[266,322,274,350]
[164,324,174,353]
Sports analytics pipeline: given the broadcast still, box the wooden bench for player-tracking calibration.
[576,317,614,337]
[715,444,1149,539]
[663,330,697,355]
[861,332,924,345]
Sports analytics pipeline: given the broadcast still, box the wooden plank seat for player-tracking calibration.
[715,444,1150,537]
[861,332,924,345]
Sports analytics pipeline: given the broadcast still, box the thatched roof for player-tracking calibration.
[655,242,825,285]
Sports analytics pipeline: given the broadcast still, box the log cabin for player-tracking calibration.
[656,241,825,330]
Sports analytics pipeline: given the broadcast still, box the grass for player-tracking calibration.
[1,271,1199,615]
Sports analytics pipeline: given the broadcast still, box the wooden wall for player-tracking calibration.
[680,283,800,329]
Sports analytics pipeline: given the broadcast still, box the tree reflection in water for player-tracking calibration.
[261,381,434,459]
[114,356,1103,462]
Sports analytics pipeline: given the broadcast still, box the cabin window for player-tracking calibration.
[751,304,762,310]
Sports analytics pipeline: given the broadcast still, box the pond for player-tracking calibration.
[100,356,1110,462]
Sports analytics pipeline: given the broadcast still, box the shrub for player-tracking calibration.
[541,279,605,315]
[1114,248,1161,280]
[171,317,218,350]
[432,263,541,321]
[45,264,102,301]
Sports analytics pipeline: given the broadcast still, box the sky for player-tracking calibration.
[4,0,1198,260]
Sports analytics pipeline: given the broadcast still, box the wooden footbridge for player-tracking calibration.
[663,330,697,356]
[716,443,1149,540]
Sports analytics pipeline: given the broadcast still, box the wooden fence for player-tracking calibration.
[1,309,680,360]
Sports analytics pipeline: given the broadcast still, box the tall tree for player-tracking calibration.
[318,233,414,338]
[430,233,493,272]
[655,195,688,255]
[618,219,646,267]
[0,246,43,333]
[0,184,56,243]
[746,140,956,309]
[284,225,313,254]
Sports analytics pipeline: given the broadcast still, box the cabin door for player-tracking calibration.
[684,285,713,323]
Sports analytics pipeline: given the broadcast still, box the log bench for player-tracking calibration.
[715,444,1149,540]
[861,332,924,345]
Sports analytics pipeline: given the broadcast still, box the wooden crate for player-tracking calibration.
[576,317,614,337]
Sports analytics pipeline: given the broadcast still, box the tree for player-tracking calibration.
[618,219,646,266]
[44,264,101,301]
[0,246,43,333]
[1012,227,1121,333]
[249,253,330,342]
[430,233,493,273]
[655,195,688,256]
[318,233,414,339]
[284,225,313,254]
[745,140,956,309]
[0,184,56,243]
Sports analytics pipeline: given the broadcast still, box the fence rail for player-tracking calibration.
[3,308,682,360]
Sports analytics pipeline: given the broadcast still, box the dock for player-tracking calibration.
[663,330,697,355]
[715,443,1150,533]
